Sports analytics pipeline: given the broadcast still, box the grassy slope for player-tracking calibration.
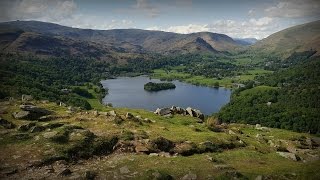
[0,97,319,179]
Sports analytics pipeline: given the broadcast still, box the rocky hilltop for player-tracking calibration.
[0,97,319,179]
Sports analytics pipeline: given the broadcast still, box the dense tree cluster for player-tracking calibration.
[0,53,111,109]
[144,82,176,91]
[218,56,320,134]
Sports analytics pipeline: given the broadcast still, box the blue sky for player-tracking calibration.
[1,0,319,39]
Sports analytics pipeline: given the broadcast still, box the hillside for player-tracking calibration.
[251,20,320,58]
[0,21,243,56]
[218,56,320,134]
[0,97,319,179]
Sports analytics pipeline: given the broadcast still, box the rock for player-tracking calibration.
[30,125,46,133]
[193,109,204,120]
[93,110,99,117]
[173,141,197,156]
[163,113,173,118]
[276,152,300,161]
[59,168,72,176]
[18,122,36,131]
[149,170,173,180]
[0,117,16,129]
[170,106,177,113]
[149,137,174,152]
[13,105,52,120]
[20,105,51,115]
[135,144,150,153]
[149,153,159,157]
[111,115,124,124]
[182,172,197,180]
[186,107,195,117]
[12,111,30,119]
[125,112,134,119]
[255,124,261,128]
[22,94,33,101]
[228,130,236,135]
[119,166,130,174]
[38,115,58,122]
[186,107,204,120]
[109,110,117,116]
[154,108,172,116]
[255,175,263,180]
[43,131,58,139]
[143,118,152,123]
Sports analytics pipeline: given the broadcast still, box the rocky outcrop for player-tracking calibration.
[276,152,300,161]
[13,105,52,120]
[154,108,172,116]
[154,106,204,121]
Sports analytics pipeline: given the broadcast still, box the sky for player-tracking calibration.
[0,0,319,39]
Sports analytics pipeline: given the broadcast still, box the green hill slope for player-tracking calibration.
[218,57,320,133]
[251,20,320,58]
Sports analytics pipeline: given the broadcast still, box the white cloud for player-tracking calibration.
[0,0,134,30]
[148,17,279,39]
[265,0,320,18]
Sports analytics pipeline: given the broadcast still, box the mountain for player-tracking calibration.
[234,38,258,45]
[0,21,243,57]
[251,20,320,58]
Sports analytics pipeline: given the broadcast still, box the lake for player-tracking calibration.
[101,76,231,115]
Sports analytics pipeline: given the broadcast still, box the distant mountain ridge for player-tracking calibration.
[0,21,244,57]
[234,38,258,45]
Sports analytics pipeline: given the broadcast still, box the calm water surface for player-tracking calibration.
[101,76,231,115]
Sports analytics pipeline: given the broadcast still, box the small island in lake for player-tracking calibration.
[144,82,176,91]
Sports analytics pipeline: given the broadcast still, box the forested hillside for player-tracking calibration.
[218,56,320,133]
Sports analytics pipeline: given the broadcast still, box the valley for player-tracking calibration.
[0,19,320,180]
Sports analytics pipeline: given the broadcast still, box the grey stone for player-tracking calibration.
[182,172,197,180]
[109,110,117,116]
[12,111,30,119]
[276,152,300,161]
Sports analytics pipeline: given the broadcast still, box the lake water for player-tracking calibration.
[101,76,231,115]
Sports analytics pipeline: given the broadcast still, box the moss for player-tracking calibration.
[121,130,134,141]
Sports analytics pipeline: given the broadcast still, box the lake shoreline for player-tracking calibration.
[101,76,231,115]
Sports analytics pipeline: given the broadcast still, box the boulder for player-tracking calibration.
[20,105,51,115]
[43,131,58,139]
[18,122,36,131]
[125,112,134,119]
[135,144,150,153]
[186,107,195,117]
[173,141,198,156]
[154,108,172,116]
[193,109,204,121]
[14,105,52,120]
[109,110,117,116]
[276,152,300,161]
[182,172,197,180]
[21,94,33,101]
[12,111,30,119]
[93,110,99,117]
[149,137,174,152]
[0,117,16,129]
[30,125,46,133]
